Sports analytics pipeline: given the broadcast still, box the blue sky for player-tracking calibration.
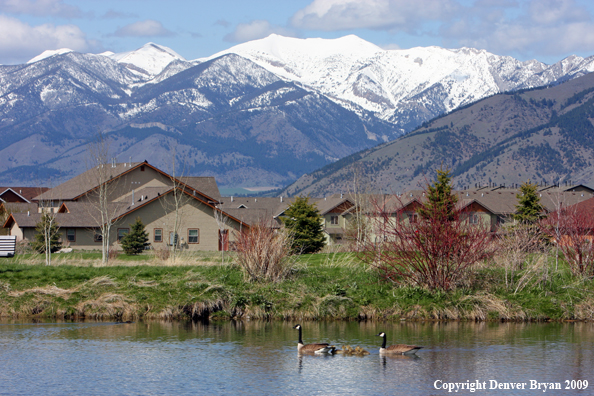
[2,0,594,65]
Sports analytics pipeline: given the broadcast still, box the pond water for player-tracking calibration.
[0,320,593,395]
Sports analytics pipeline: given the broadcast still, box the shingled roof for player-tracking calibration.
[35,162,144,201]
[179,177,221,200]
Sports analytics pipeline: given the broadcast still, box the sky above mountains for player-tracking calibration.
[1,0,594,65]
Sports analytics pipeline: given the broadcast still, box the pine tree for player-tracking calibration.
[418,167,458,222]
[121,217,149,255]
[283,196,325,254]
[514,181,544,223]
[31,213,62,254]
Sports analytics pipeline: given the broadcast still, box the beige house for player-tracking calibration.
[3,161,249,252]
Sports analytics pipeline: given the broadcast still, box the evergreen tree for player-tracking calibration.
[121,217,149,255]
[418,167,458,222]
[283,196,325,254]
[31,213,62,254]
[514,181,544,223]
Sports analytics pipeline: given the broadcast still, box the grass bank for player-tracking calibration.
[1,251,593,322]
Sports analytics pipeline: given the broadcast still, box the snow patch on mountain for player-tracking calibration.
[28,48,74,64]
[107,42,185,77]
[202,34,593,124]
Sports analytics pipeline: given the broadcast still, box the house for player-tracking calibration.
[353,187,594,237]
[315,195,355,245]
[3,161,249,252]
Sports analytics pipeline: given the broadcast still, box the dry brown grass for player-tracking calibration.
[6,276,117,301]
[0,280,10,292]
[130,280,158,287]
[11,251,235,267]
[574,299,594,320]
[8,285,74,299]
[75,293,136,320]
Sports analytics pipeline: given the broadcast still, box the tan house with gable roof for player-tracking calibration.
[3,161,250,252]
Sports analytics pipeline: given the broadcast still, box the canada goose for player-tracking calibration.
[376,332,423,355]
[293,324,336,354]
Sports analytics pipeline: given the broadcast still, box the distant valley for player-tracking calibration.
[1,35,594,189]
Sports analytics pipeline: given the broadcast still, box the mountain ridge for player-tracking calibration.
[1,35,594,188]
[282,72,594,196]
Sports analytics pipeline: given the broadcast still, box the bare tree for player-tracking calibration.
[35,192,60,266]
[493,222,543,291]
[31,178,60,265]
[159,144,190,263]
[214,204,231,264]
[85,132,122,265]
[346,164,371,251]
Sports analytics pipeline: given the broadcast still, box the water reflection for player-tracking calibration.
[0,320,593,395]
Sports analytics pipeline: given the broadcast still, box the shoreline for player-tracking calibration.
[1,252,594,322]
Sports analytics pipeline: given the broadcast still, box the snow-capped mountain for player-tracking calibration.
[1,35,594,188]
[105,42,187,77]
[207,34,594,131]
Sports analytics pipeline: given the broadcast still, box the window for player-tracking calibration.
[117,228,129,242]
[330,215,339,225]
[188,229,199,244]
[154,228,163,243]
[140,165,145,172]
[408,213,418,223]
[469,213,479,224]
[67,228,76,242]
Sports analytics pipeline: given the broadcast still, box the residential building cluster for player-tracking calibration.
[2,161,593,251]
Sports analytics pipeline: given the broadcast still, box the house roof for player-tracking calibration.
[179,177,220,200]
[35,162,145,201]
[0,202,38,214]
[313,196,354,215]
[0,187,48,203]
[217,197,288,218]
[34,161,219,205]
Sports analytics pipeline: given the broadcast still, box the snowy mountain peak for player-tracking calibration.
[107,42,185,76]
[207,34,382,63]
[27,48,74,64]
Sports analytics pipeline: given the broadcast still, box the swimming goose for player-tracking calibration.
[376,332,423,355]
[293,324,335,354]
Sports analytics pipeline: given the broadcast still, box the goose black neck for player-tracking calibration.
[381,335,386,349]
[297,327,303,344]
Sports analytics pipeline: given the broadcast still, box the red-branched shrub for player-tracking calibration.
[359,195,495,291]
[541,207,594,277]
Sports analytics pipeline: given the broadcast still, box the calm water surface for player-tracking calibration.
[1,320,593,395]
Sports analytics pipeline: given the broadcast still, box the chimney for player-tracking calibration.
[132,190,134,205]
[280,196,283,202]
[231,196,234,202]
[27,211,30,216]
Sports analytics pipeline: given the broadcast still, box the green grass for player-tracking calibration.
[1,251,594,322]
